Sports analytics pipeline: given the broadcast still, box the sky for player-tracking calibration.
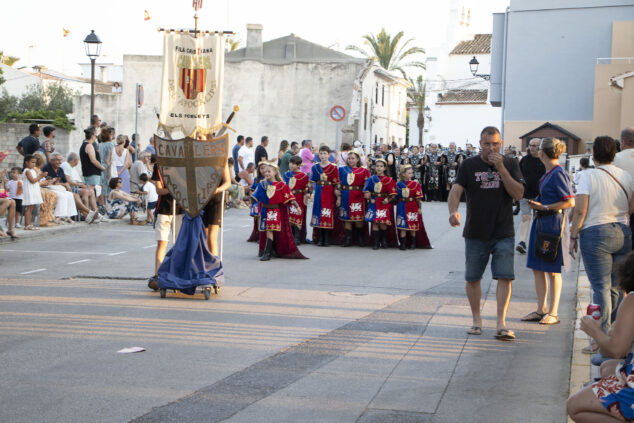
[1,0,509,77]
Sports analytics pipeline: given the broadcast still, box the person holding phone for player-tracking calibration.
[522,138,575,325]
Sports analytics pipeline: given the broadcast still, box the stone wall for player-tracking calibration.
[0,123,71,170]
[72,92,123,151]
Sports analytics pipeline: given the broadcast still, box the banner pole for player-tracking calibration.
[220,190,225,261]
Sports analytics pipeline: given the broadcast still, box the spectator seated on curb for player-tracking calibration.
[238,162,255,195]
[130,151,152,193]
[0,196,19,240]
[567,251,634,422]
[106,177,145,225]
[43,152,97,224]
[227,157,248,209]
[61,152,100,223]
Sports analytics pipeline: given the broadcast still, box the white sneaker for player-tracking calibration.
[86,210,96,224]
[14,223,22,228]
[99,214,109,222]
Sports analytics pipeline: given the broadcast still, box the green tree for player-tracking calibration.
[0,51,20,66]
[407,75,426,146]
[18,84,46,113]
[0,67,5,87]
[46,81,75,114]
[0,88,18,120]
[346,29,425,78]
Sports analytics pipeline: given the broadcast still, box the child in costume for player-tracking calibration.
[251,163,306,261]
[247,162,269,242]
[310,145,340,246]
[363,158,396,250]
[282,155,311,245]
[396,165,424,250]
[336,151,370,247]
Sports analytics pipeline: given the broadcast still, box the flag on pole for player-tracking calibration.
[193,0,203,11]
[144,10,150,21]
[63,28,70,37]
[158,31,224,137]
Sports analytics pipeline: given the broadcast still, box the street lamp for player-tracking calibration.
[83,30,102,121]
[468,55,490,80]
[424,105,431,119]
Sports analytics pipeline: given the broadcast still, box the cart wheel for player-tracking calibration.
[203,287,211,300]
[213,285,220,295]
[160,288,166,298]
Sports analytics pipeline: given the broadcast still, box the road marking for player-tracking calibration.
[142,244,155,249]
[240,225,250,228]
[68,259,91,265]
[224,228,232,232]
[0,249,109,255]
[20,268,46,275]
[98,229,154,233]
[107,251,128,256]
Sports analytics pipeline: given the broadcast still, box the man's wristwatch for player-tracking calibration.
[544,204,549,211]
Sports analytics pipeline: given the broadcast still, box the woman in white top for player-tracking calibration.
[570,136,634,333]
[567,251,634,422]
[108,135,132,194]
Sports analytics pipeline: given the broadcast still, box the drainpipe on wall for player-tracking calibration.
[501,6,510,141]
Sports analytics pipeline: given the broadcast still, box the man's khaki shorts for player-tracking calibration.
[155,213,183,242]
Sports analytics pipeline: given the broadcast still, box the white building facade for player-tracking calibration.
[350,65,410,148]
[409,34,500,149]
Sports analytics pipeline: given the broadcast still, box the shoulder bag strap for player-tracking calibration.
[597,167,630,201]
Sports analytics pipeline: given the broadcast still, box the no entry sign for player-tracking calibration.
[329,105,346,122]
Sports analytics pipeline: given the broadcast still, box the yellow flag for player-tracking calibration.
[144,10,150,21]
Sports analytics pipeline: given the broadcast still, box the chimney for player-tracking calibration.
[285,41,296,60]
[99,65,107,82]
[245,24,263,59]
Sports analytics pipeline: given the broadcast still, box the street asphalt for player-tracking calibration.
[0,202,576,422]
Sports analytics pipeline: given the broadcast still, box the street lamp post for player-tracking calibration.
[423,105,431,145]
[83,30,102,121]
[468,56,490,81]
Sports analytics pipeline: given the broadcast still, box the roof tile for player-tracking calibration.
[450,34,492,55]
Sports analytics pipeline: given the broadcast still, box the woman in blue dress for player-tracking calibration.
[522,138,575,325]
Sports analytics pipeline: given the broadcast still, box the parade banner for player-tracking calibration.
[155,133,228,217]
[158,32,224,137]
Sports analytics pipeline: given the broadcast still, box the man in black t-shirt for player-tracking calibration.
[516,138,546,253]
[148,162,183,290]
[17,123,41,157]
[254,136,273,165]
[448,126,524,341]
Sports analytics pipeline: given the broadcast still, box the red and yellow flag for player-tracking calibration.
[144,10,150,21]
[63,28,70,37]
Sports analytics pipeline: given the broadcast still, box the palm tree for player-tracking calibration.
[225,38,241,52]
[346,29,425,78]
[0,51,20,67]
[407,75,426,146]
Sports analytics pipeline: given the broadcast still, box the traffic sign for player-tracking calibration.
[329,105,345,122]
[137,84,144,108]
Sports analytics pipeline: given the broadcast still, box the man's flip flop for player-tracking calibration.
[494,329,516,341]
[467,326,482,335]
[521,311,545,322]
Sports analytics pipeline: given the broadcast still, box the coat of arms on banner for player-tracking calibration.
[159,32,224,137]
[155,133,228,217]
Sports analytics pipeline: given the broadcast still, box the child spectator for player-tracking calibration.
[6,167,23,228]
[139,173,157,224]
[21,155,44,230]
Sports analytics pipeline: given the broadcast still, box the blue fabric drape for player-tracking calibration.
[158,213,224,295]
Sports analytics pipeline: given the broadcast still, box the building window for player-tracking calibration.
[381,85,385,106]
[375,83,379,104]
[364,102,368,131]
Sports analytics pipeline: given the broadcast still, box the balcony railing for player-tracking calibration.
[596,57,634,64]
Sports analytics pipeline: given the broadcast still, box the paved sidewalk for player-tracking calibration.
[0,214,147,245]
